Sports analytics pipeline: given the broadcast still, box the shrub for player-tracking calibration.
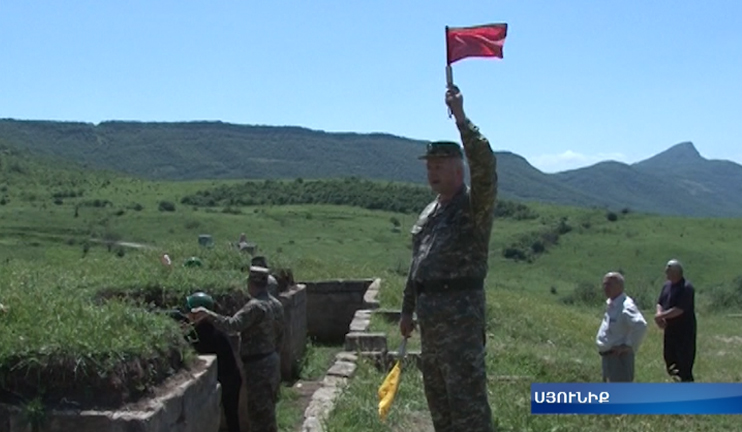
[705,276,742,312]
[561,281,603,306]
[158,201,176,212]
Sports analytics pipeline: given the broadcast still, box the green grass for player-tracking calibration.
[3,149,742,429]
[326,290,742,432]
[0,259,194,408]
[276,386,305,431]
[300,340,343,381]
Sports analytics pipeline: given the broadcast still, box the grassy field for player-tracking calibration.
[3,147,742,430]
[328,289,742,432]
[326,205,742,431]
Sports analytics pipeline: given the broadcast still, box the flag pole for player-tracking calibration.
[445,26,453,118]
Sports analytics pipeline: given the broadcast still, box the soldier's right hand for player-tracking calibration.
[399,313,415,337]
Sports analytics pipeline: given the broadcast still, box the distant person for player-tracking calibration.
[168,292,242,432]
[189,266,282,432]
[398,85,498,432]
[237,233,251,252]
[595,272,648,382]
[655,259,697,382]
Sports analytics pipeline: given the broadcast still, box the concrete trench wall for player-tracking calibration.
[278,283,308,380]
[0,278,386,432]
[300,278,387,432]
[302,278,377,344]
[0,355,221,432]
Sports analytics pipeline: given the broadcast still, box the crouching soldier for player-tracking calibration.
[168,292,243,432]
[190,266,283,432]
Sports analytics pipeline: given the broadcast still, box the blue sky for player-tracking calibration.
[1,0,740,172]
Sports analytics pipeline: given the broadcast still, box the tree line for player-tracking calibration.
[180,177,538,220]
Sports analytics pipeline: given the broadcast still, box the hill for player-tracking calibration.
[3,144,742,431]
[1,119,741,217]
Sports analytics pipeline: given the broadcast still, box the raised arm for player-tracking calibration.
[446,86,498,228]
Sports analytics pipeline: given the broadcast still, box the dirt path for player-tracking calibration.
[89,239,155,249]
[290,379,323,432]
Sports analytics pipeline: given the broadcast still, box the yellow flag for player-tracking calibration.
[378,359,402,421]
[377,337,408,421]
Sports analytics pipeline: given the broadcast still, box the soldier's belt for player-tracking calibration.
[416,277,484,294]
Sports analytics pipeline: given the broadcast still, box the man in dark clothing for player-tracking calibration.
[169,292,243,432]
[655,259,697,382]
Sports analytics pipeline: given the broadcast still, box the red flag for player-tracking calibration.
[446,23,508,65]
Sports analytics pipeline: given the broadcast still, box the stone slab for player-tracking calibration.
[344,332,387,352]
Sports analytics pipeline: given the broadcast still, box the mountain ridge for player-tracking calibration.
[0,118,740,217]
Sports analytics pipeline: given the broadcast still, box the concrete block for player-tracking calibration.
[0,356,221,432]
[344,332,387,352]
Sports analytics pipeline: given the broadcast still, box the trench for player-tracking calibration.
[0,278,379,432]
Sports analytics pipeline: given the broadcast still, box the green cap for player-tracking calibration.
[186,292,215,310]
[419,141,463,159]
[184,256,203,268]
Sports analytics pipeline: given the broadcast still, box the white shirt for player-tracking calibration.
[595,293,648,353]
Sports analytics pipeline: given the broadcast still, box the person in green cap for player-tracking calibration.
[398,85,498,432]
[189,266,284,432]
[169,292,242,432]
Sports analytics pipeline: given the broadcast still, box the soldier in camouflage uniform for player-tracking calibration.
[399,85,497,432]
[190,266,283,432]
[252,256,280,297]
[265,271,285,401]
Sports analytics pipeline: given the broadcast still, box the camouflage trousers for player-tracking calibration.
[417,288,494,432]
[242,352,280,432]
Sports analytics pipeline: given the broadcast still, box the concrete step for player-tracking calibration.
[343,332,387,352]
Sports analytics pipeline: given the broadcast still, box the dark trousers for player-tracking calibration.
[220,373,242,432]
[243,352,280,432]
[663,330,696,382]
[417,288,494,432]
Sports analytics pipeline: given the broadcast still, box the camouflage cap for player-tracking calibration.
[248,265,270,285]
[419,141,463,160]
[251,256,268,267]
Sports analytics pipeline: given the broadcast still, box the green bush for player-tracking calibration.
[179,177,538,220]
[561,281,603,306]
[705,276,742,312]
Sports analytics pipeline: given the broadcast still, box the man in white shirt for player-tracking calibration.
[595,272,648,382]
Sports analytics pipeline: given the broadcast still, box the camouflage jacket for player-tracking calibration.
[267,293,285,352]
[401,118,497,316]
[206,290,278,357]
[267,275,279,298]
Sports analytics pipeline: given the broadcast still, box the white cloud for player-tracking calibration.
[529,150,629,173]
